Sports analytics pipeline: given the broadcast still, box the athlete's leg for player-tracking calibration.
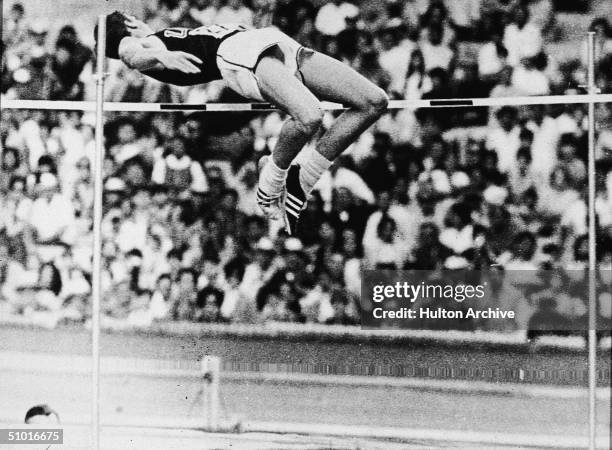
[297,50,389,194]
[253,50,323,217]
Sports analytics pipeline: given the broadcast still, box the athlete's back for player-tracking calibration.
[143,24,247,86]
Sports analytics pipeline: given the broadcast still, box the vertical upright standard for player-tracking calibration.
[92,14,107,450]
[586,31,597,450]
[202,356,221,430]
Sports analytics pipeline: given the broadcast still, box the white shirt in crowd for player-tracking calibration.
[526,116,560,178]
[314,1,359,36]
[420,41,454,71]
[28,193,75,243]
[511,66,550,95]
[444,0,481,27]
[151,154,209,193]
[478,42,506,76]
[314,167,375,209]
[363,206,422,260]
[485,125,521,174]
[379,40,416,95]
[503,22,543,67]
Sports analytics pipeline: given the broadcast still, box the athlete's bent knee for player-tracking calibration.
[294,108,323,135]
[364,88,389,116]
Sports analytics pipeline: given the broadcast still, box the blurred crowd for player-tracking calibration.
[1,0,611,331]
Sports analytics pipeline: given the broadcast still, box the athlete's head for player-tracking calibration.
[94,11,130,59]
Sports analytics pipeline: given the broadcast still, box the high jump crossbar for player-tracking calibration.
[2,93,612,113]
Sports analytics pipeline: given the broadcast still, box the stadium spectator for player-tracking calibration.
[314,0,359,37]
[169,267,200,321]
[420,24,454,72]
[418,1,455,47]
[486,106,521,174]
[152,136,208,194]
[503,3,543,67]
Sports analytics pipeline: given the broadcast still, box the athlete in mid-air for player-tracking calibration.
[97,11,389,234]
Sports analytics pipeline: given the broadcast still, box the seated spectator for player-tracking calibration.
[509,187,545,234]
[152,137,208,195]
[556,133,586,188]
[420,24,454,72]
[499,231,538,269]
[220,257,257,322]
[48,37,86,100]
[336,14,361,62]
[328,187,370,238]
[70,157,93,219]
[314,0,359,37]
[0,147,28,193]
[363,214,409,268]
[485,106,521,174]
[378,25,416,96]
[508,146,543,200]
[560,190,588,240]
[353,35,392,91]
[478,26,508,80]
[438,202,475,269]
[107,117,146,165]
[525,104,561,178]
[444,0,480,41]
[511,52,550,96]
[503,3,543,67]
[359,132,397,193]
[169,268,200,321]
[489,66,526,107]
[399,49,432,101]
[410,222,443,269]
[146,273,173,321]
[363,190,422,264]
[538,166,580,219]
[339,228,362,297]
[27,173,75,246]
[257,238,310,317]
[418,1,456,47]
[314,158,375,209]
[3,3,28,49]
[586,18,612,64]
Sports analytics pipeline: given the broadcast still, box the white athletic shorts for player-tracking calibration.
[216,28,305,101]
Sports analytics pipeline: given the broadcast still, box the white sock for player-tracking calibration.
[299,148,332,195]
[259,156,287,198]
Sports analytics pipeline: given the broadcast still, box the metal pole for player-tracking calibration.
[586,31,597,450]
[92,14,107,450]
[202,356,221,431]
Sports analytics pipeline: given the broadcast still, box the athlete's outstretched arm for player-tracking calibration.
[118,37,203,73]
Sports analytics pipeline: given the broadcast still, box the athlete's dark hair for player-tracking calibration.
[94,11,130,59]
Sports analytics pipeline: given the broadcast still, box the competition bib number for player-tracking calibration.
[164,25,245,39]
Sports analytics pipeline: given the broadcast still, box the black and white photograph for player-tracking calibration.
[0,0,611,448]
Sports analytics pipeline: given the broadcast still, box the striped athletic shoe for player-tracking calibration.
[282,164,307,235]
[257,155,283,220]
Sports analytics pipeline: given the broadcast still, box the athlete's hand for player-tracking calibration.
[158,51,203,74]
[124,15,154,38]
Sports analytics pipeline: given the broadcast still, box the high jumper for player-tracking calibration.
[96,12,389,234]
